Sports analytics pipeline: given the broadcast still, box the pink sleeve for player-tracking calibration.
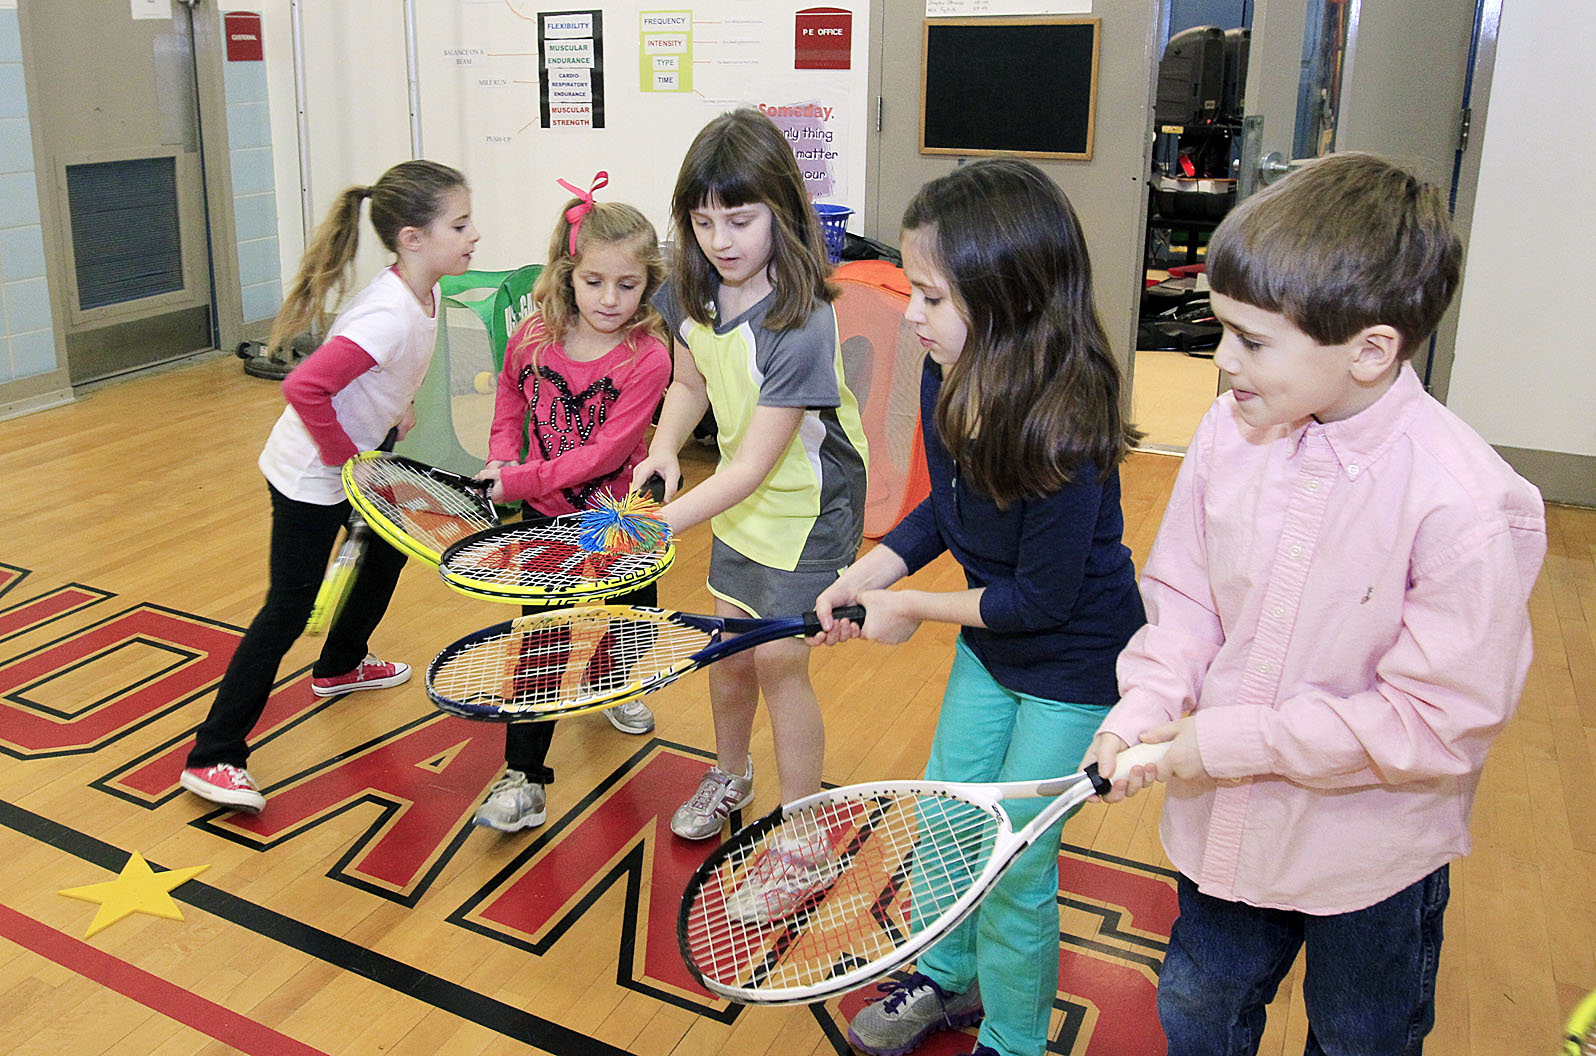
[1196,512,1543,788]
[281,335,378,467]
[498,337,672,506]
[1098,412,1226,747]
[488,320,538,464]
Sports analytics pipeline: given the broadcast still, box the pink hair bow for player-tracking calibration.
[557,170,609,256]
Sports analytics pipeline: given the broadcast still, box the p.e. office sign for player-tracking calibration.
[795,6,851,69]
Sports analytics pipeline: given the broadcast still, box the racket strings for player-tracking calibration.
[351,461,495,554]
[682,790,1003,996]
[443,521,669,594]
[429,612,708,715]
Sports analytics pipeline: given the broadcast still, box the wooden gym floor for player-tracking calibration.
[0,352,1591,1055]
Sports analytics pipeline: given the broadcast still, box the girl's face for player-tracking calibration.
[688,199,775,290]
[901,227,968,368]
[411,187,479,279]
[571,241,647,338]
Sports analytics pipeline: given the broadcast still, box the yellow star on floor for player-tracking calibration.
[59,852,210,938]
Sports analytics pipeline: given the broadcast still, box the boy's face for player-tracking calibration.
[1209,292,1394,428]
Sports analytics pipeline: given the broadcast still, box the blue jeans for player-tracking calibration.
[918,636,1109,1056]
[1159,867,1449,1056]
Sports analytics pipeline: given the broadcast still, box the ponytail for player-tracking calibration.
[268,159,466,353]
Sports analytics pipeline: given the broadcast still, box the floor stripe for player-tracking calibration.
[0,798,636,1056]
[0,902,333,1056]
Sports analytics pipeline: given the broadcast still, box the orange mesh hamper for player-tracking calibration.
[832,261,932,538]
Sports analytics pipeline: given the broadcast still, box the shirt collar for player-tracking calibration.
[1296,364,1425,477]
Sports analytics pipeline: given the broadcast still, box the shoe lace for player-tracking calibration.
[688,770,732,813]
[487,772,526,795]
[212,763,256,788]
[876,971,940,1014]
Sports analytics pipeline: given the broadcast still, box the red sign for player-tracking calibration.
[795,7,851,70]
[224,12,263,62]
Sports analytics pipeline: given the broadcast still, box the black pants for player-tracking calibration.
[504,579,657,783]
[187,482,408,769]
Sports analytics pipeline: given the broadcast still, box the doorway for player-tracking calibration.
[25,0,217,385]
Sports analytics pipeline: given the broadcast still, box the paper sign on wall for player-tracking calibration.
[541,10,604,128]
[131,0,170,20]
[795,7,851,70]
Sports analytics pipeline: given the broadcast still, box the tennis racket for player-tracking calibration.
[342,452,499,565]
[437,476,673,605]
[677,740,1168,1005]
[1565,989,1596,1055]
[425,604,866,722]
[305,513,369,636]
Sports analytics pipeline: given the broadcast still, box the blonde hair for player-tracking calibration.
[1206,152,1461,360]
[669,108,836,330]
[514,200,666,370]
[269,159,466,352]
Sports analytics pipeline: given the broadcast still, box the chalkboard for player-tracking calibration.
[920,18,1100,161]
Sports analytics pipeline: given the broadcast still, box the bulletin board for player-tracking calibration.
[410,1,872,265]
[920,17,1099,161]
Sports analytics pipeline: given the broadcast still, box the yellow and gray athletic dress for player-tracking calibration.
[656,283,868,608]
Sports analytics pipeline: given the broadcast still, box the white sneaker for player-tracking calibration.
[722,830,842,923]
[670,756,754,840]
[473,770,546,832]
[603,699,655,734]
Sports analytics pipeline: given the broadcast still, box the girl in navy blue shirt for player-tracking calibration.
[812,159,1144,1056]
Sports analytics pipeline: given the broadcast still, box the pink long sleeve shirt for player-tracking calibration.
[1100,365,1546,914]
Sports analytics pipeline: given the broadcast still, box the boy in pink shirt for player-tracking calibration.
[1085,153,1546,1054]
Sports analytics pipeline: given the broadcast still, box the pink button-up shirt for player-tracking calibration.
[1101,366,1546,913]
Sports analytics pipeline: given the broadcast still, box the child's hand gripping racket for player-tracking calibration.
[436,475,673,606]
[676,741,1168,1005]
[424,604,867,722]
[304,513,371,636]
[342,452,500,565]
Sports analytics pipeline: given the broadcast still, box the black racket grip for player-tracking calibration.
[1083,762,1111,797]
[801,604,866,636]
[641,473,666,503]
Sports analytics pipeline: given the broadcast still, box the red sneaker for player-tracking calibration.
[180,764,265,813]
[311,656,411,697]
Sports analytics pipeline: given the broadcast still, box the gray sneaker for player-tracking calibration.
[603,699,655,734]
[847,972,983,1056]
[473,769,546,832]
[670,756,753,840]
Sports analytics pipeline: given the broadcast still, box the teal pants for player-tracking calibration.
[918,636,1109,1056]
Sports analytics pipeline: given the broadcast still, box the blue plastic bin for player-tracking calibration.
[813,203,853,264]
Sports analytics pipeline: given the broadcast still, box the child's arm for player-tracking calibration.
[1195,521,1540,790]
[281,335,379,466]
[630,338,707,501]
[661,403,804,534]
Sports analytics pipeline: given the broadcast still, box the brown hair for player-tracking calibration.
[269,159,467,351]
[902,158,1140,506]
[1206,152,1461,359]
[518,200,666,368]
[669,108,836,330]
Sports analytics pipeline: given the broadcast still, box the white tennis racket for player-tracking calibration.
[678,741,1168,1004]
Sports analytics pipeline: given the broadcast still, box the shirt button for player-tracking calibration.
[1347,464,1360,477]
[1289,545,1301,557]
[1308,479,1319,490]
[1272,606,1284,619]
[1258,662,1271,674]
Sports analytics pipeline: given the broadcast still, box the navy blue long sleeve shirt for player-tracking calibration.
[879,360,1145,704]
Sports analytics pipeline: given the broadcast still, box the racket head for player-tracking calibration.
[424,606,720,722]
[678,780,1012,1005]
[305,521,368,636]
[438,517,674,605]
[342,452,498,565]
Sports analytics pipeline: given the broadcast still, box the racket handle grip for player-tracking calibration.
[801,604,866,636]
[1084,740,1169,796]
[641,473,666,504]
